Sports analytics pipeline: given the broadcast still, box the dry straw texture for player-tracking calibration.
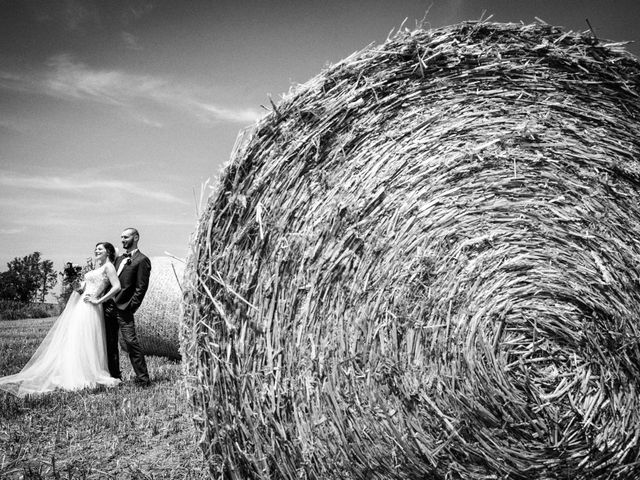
[182,21,640,479]
[122,256,184,359]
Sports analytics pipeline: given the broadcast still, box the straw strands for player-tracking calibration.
[122,256,184,359]
[182,21,640,479]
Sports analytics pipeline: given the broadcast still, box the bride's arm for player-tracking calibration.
[74,281,86,294]
[90,264,121,304]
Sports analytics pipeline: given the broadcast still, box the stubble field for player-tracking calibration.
[0,316,208,479]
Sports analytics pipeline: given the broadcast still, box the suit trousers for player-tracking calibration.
[103,301,121,379]
[103,301,149,382]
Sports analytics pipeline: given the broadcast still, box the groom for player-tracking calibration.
[103,227,152,386]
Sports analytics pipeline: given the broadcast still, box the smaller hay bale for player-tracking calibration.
[120,256,184,359]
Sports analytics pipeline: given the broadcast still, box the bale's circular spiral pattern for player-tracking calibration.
[182,22,640,479]
[121,256,184,359]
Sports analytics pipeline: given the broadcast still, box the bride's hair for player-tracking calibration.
[96,242,116,263]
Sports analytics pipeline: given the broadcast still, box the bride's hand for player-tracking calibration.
[83,295,99,304]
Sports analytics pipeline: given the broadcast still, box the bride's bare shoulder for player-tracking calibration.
[104,262,117,274]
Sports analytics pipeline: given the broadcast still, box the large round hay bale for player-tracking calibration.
[122,256,184,359]
[182,22,640,479]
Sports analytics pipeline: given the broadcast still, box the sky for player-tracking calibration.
[1,0,639,284]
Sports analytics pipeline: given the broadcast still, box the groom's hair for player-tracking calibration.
[125,227,140,238]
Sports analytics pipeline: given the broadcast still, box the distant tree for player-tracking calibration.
[0,270,20,300]
[0,252,58,303]
[38,259,58,303]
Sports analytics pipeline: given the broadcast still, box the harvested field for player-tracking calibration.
[183,21,640,479]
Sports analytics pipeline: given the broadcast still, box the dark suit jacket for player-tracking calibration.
[114,250,151,313]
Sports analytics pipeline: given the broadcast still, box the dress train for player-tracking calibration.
[0,268,120,397]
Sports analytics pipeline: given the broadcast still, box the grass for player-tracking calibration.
[0,301,61,321]
[0,317,208,479]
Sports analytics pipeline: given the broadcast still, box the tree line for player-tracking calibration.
[0,251,79,304]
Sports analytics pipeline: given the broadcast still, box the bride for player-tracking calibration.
[0,242,122,397]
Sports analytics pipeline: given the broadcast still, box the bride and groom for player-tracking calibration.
[0,228,152,397]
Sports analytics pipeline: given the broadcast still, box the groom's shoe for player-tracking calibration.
[133,377,151,388]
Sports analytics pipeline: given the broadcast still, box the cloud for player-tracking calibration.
[62,0,101,31]
[25,0,101,32]
[43,54,132,105]
[123,214,196,227]
[0,55,262,125]
[0,170,189,205]
[132,113,164,128]
[0,228,25,235]
[0,169,193,237]
[121,32,143,50]
[1,214,87,228]
[25,0,155,32]
[0,119,27,137]
[197,103,264,124]
[118,2,155,25]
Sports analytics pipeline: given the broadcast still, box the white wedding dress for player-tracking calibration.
[0,266,120,397]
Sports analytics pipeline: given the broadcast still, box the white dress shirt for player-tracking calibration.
[117,249,137,276]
